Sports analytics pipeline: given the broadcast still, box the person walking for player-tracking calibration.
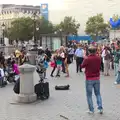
[75,44,84,73]
[81,46,103,114]
[102,47,111,76]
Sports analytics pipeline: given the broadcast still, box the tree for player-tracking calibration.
[38,18,54,34]
[7,17,33,41]
[85,14,108,41]
[6,17,55,41]
[58,16,80,35]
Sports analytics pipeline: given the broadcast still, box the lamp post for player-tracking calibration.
[1,23,5,45]
[59,29,63,46]
[31,12,40,46]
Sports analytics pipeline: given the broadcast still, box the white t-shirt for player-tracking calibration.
[0,68,4,77]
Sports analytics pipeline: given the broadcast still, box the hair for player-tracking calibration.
[88,47,97,54]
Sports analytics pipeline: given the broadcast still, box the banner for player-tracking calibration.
[40,4,49,20]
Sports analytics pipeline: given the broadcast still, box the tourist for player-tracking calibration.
[102,47,111,76]
[75,44,84,73]
[60,46,66,73]
[50,53,57,77]
[0,63,5,87]
[113,47,120,76]
[81,46,103,114]
[56,50,62,77]
[115,59,120,84]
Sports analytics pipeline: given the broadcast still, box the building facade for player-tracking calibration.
[0,4,40,44]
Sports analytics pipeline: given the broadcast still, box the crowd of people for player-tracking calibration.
[1,40,120,114]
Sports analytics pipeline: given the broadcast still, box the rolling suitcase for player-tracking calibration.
[35,81,50,100]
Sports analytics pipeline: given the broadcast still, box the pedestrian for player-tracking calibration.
[102,47,111,76]
[56,51,62,77]
[81,46,103,114]
[50,53,57,77]
[0,63,5,88]
[113,47,120,76]
[114,59,120,84]
[75,44,84,73]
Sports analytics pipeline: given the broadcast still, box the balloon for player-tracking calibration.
[109,18,120,28]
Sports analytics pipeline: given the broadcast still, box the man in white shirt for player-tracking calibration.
[75,44,84,73]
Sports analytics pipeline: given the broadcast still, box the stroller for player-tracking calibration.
[5,65,20,83]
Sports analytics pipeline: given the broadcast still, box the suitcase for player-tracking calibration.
[13,79,20,94]
[35,81,50,100]
[55,85,70,90]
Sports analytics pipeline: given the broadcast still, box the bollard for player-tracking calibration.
[17,64,37,103]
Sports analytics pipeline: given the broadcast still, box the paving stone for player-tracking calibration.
[0,62,120,120]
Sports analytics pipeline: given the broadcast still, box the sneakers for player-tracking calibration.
[114,81,118,85]
[86,109,103,114]
[98,109,103,114]
[86,110,94,114]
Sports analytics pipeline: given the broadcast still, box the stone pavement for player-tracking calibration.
[0,62,120,120]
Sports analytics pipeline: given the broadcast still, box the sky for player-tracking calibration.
[0,0,120,34]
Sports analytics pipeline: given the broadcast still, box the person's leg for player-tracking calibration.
[76,57,79,73]
[106,60,110,75]
[44,70,46,79]
[93,80,103,111]
[65,64,69,77]
[62,59,65,73]
[114,63,119,76]
[116,72,120,84]
[86,80,94,112]
[104,61,107,75]
[101,59,104,72]
[0,77,4,87]
[80,57,83,72]
[51,67,56,77]
[56,65,60,77]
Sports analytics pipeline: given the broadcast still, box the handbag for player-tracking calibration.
[50,61,55,68]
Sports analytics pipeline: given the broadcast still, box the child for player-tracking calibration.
[56,54,62,77]
[12,60,20,75]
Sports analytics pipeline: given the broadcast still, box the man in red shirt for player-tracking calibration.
[81,46,103,114]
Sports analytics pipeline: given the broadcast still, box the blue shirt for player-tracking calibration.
[75,48,84,57]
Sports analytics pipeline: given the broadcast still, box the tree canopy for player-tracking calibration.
[85,13,108,40]
[5,17,55,41]
[57,16,80,35]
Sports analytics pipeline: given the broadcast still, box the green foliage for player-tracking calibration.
[85,13,108,40]
[6,17,55,41]
[57,16,80,35]
[38,18,54,34]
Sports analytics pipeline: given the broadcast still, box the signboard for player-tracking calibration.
[40,4,48,20]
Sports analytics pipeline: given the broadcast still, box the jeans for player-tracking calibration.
[114,63,119,76]
[116,71,120,84]
[86,80,103,112]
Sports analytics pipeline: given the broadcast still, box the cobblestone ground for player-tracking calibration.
[0,62,120,120]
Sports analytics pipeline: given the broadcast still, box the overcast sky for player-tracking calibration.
[0,0,120,34]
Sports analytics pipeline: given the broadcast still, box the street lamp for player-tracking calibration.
[31,12,39,45]
[1,23,5,45]
[59,29,63,46]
